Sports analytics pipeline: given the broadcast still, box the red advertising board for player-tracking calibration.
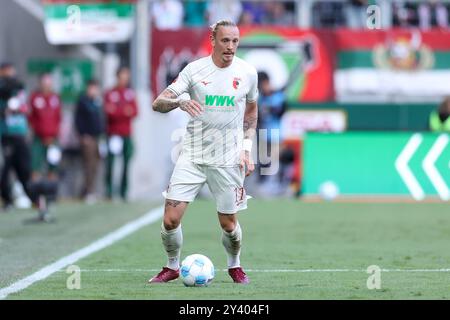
[151,27,335,103]
[151,27,450,103]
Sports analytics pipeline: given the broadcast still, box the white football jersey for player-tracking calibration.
[168,55,258,166]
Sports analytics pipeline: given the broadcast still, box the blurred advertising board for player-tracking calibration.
[280,110,347,138]
[151,28,210,98]
[303,132,450,201]
[151,27,335,103]
[152,28,450,104]
[335,29,450,103]
[235,28,335,103]
[42,0,136,44]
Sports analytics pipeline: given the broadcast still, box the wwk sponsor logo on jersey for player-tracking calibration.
[205,95,235,107]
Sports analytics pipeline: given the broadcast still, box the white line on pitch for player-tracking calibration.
[0,206,164,300]
[55,268,450,273]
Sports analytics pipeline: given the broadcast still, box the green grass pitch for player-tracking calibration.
[1,199,450,299]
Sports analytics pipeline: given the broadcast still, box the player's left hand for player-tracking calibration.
[239,150,254,177]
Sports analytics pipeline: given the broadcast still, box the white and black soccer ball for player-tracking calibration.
[180,254,215,287]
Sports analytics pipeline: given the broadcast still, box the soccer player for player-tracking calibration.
[149,20,258,284]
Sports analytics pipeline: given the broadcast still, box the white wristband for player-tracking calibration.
[242,139,253,152]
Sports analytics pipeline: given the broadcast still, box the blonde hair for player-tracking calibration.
[210,20,237,39]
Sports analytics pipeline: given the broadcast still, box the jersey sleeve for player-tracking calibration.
[167,64,191,96]
[246,68,259,103]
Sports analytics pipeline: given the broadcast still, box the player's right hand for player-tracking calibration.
[180,100,203,117]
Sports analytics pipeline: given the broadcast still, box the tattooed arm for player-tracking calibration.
[240,101,258,176]
[152,89,180,113]
[243,101,258,140]
[152,89,203,117]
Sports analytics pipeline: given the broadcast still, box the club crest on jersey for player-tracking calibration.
[232,77,241,90]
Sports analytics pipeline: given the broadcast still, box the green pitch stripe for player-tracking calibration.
[0,205,163,300]
[44,3,135,20]
[7,200,450,300]
[338,50,450,69]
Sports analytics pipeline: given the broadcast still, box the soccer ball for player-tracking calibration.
[180,254,215,287]
[319,180,339,201]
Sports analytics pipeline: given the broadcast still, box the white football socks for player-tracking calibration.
[161,223,183,270]
[222,222,242,269]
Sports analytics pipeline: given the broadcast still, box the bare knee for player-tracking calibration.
[163,216,181,230]
[218,213,237,233]
[163,199,187,230]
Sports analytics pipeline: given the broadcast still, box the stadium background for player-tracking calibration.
[1,0,448,201]
[0,0,449,301]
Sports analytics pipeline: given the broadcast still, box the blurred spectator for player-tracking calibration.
[239,10,255,26]
[257,71,287,185]
[74,79,104,204]
[104,67,138,201]
[278,141,299,196]
[312,1,346,28]
[418,0,449,29]
[0,63,32,211]
[429,97,450,132]
[345,0,368,29]
[207,0,243,25]
[262,2,295,26]
[184,0,209,27]
[151,0,184,30]
[393,2,419,27]
[258,72,287,137]
[29,73,62,182]
[240,1,267,25]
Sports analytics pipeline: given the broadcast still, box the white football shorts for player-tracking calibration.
[163,154,249,214]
